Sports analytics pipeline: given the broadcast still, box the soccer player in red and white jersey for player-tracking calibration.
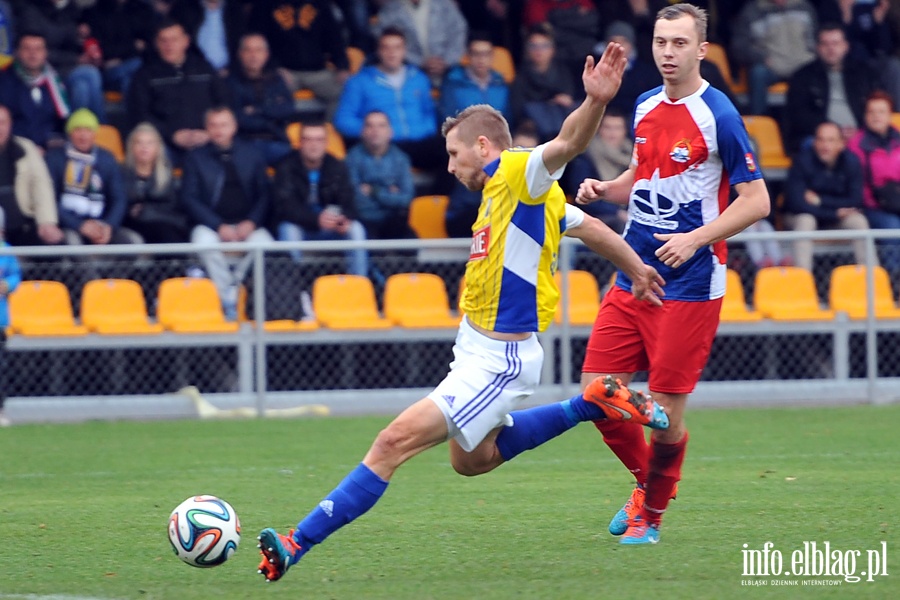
[576,4,771,544]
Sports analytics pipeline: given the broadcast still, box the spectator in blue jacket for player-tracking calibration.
[784,121,869,271]
[345,110,415,240]
[334,27,444,171]
[0,32,70,150]
[45,109,142,246]
[0,205,22,427]
[181,106,273,319]
[439,32,511,122]
[226,33,294,166]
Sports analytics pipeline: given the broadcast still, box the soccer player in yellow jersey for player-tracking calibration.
[257,42,668,582]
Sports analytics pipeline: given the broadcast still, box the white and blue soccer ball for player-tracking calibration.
[168,495,241,568]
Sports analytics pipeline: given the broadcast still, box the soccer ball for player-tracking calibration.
[168,495,241,567]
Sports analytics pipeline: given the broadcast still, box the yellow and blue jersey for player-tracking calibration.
[461,146,568,334]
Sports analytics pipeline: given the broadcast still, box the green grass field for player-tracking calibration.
[1,405,898,599]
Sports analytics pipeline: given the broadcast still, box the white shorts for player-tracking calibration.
[428,318,543,452]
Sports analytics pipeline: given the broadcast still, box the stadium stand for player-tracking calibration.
[9,281,89,336]
[553,270,601,326]
[754,266,835,321]
[383,273,459,328]
[80,279,163,334]
[157,278,240,333]
[312,274,392,329]
[720,268,763,322]
[829,265,900,320]
[408,195,449,239]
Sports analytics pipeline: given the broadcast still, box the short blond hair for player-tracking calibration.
[657,4,708,43]
[441,104,512,149]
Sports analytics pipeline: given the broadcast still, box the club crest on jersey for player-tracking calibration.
[669,139,692,163]
[745,152,757,172]
[470,225,490,260]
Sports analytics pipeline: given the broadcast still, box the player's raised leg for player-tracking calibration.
[449,377,667,477]
[257,398,449,582]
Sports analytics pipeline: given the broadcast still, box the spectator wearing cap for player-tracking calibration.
[45,108,143,246]
[0,103,64,247]
[0,204,23,427]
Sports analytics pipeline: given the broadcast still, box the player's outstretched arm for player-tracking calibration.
[542,43,628,174]
[568,213,665,306]
[654,178,771,268]
[575,165,636,206]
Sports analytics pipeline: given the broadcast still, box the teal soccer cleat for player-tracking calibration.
[257,528,303,582]
[619,515,661,545]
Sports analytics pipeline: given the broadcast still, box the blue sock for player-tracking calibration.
[495,394,605,462]
[291,463,388,561]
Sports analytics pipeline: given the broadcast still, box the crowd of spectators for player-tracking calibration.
[0,0,899,317]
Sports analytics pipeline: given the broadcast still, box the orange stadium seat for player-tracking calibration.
[312,275,392,329]
[157,277,239,333]
[347,46,366,74]
[8,281,88,336]
[742,115,791,176]
[408,195,449,239]
[704,43,738,93]
[95,124,125,162]
[829,265,900,319]
[720,269,763,322]
[285,122,346,159]
[384,273,459,328]
[892,113,900,131]
[81,279,164,334]
[554,270,601,325]
[754,267,834,321]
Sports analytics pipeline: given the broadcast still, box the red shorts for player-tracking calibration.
[582,286,722,394]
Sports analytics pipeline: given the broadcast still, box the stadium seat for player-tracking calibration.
[554,270,601,325]
[157,278,240,333]
[8,280,89,336]
[704,43,739,93]
[408,195,449,239]
[81,279,164,334]
[347,46,366,74]
[312,275,392,329]
[828,265,900,319]
[720,269,763,322]
[754,267,834,321]
[95,124,125,162]
[892,112,900,131]
[285,122,346,159]
[460,45,516,83]
[742,115,791,178]
[384,273,459,328]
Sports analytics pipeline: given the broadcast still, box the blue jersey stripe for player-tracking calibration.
[494,268,538,332]
[510,201,546,245]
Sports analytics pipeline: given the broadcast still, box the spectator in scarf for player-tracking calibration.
[0,32,70,150]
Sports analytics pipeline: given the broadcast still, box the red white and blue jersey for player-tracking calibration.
[617,80,762,301]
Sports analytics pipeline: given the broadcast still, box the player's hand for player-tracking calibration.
[630,264,665,307]
[653,232,701,268]
[583,42,627,105]
[575,178,607,204]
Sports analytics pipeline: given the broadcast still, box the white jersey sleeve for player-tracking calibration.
[563,202,586,235]
[524,143,566,198]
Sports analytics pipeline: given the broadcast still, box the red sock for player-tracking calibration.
[642,431,689,526]
[593,419,649,485]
